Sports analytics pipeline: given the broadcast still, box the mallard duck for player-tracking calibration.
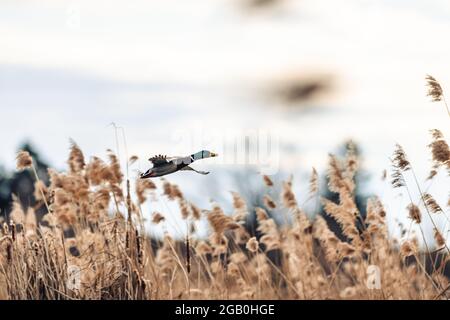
[140,150,218,179]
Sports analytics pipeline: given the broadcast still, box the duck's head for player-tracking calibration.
[205,150,219,158]
[194,150,219,160]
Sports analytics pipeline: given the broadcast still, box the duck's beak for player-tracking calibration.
[210,152,218,158]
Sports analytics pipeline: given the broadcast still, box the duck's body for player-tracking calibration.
[140,150,218,179]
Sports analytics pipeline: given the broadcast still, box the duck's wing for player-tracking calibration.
[180,165,210,175]
[166,156,184,162]
[148,155,170,167]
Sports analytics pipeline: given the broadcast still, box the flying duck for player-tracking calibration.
[140,150,218,179]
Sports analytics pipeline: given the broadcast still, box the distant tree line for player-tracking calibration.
[0,142,49,221]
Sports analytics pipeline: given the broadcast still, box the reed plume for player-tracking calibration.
[426,75,450,117]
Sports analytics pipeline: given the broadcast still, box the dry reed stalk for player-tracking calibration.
[426,75,450,117]
[16,151,51,215]
[309,167,319,195]
[262,175,274,187]
[263,195,277,210]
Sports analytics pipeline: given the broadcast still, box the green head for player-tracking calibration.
[192,150,218,161]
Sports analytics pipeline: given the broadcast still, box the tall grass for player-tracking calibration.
[0,77,449,300]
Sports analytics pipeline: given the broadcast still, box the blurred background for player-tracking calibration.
[1,0,449,240]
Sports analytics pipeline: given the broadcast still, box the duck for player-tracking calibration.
[140,150,218,179]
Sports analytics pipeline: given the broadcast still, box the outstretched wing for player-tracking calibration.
[180,165,210,175]
[148,155,169,167]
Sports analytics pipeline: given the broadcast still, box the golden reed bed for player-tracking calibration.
[0,76,448,300]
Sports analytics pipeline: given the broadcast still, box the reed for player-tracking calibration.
[0,77,448,300]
